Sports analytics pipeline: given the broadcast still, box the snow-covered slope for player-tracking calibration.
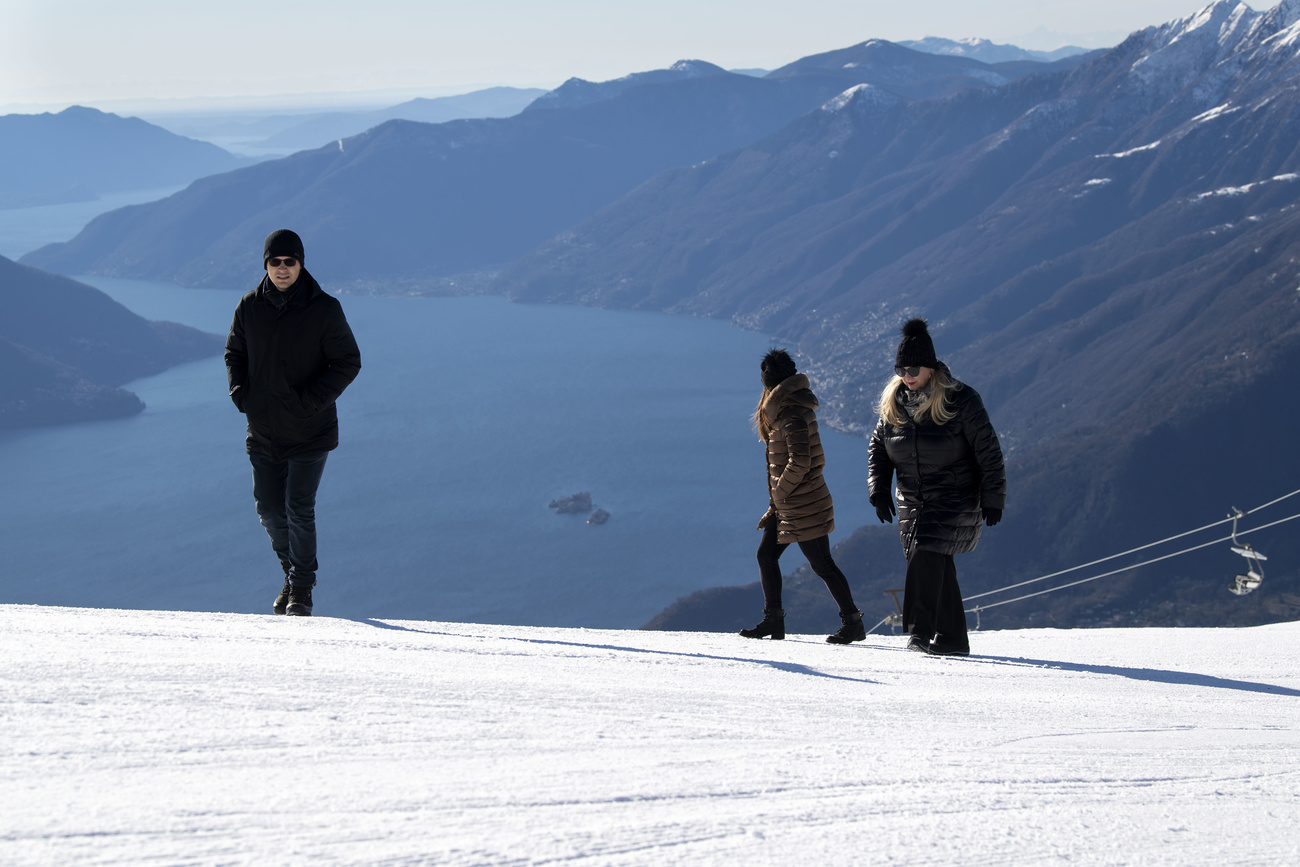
[3,606,1297,865]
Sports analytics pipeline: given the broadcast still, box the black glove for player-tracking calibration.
[871,493,896,524]
[229,385,245,413]
[983,507,1002,527]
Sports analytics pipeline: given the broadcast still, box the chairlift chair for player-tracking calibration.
[1227,508,1267,595]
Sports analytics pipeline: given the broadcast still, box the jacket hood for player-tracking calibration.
[762,373,818,422]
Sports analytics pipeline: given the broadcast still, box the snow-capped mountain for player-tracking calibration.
[901,36,1089,64]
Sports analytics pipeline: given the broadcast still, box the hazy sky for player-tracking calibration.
[1,0,1248,112]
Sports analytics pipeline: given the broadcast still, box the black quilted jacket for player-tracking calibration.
[867,379,1006,556]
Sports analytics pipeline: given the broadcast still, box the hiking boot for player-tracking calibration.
[826,610,866,644]
[906,634,931,653]
[273,576,292,615]
[740,608,785,640]
[285,585,313,617]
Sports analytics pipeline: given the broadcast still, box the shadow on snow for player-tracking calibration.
[353,618,879,684]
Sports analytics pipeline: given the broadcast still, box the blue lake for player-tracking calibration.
[0,186,187,261]
[1,274,876,627]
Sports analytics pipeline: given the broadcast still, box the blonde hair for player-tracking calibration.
[877,364,958,427]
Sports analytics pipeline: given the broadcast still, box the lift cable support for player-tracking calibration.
[958,487,1300,629]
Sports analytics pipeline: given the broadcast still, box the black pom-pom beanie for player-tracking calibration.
[761,348,798,388]
[895,318,938,369]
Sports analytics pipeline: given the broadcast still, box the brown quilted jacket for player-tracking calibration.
[761,373,835,544]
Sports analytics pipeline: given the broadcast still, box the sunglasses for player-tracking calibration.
[894,366,923,377]
[267,257,299,268]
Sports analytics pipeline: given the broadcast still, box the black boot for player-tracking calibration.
[740,608,785,640]
[285,584,313,617]
[273,576,292,615]
[927,637,970,657]
[826,610,866,644]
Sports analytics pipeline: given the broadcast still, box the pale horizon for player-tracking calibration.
[2,0,1249,115]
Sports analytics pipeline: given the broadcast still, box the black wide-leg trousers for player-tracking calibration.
[903,548,969,650]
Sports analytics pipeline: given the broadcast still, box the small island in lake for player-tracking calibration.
[548,491,592,514]
[548,492,611,525]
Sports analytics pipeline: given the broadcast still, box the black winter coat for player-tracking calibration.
[224,271,361,461]
[867,380,1005,557]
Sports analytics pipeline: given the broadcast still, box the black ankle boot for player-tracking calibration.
[285,585,313,617]
[826,609,866,644]
[273,576,292,615]
[740,608,785,640]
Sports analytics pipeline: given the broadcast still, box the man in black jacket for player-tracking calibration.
[225,229,362,616]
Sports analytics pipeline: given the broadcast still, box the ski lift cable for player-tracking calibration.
[964,486,1300,602]
[866,613,895,635]
[966,510,1300,614]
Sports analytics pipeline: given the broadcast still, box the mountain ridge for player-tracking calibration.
[0,106,250,209]
[20,46,1079,289]
[251,86,548,149]
[0,255,222,428]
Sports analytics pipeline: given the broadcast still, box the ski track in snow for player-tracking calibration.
[1,605,1298,866]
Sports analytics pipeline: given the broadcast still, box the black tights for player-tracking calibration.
[756,520,858,615]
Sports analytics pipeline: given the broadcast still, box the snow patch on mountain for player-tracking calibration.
[1098,139,1163,158]
[820,83,905,113]
[1194,171,1300,199]
[666,59,724,78]
[1266,14,1300,48]
[1190,102,1243,124]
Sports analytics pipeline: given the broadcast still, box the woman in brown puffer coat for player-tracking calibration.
[740,349,865,644]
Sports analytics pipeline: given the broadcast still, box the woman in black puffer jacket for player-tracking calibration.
[867,319,1005,657]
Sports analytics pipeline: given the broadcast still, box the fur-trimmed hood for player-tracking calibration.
[762,373,817,423]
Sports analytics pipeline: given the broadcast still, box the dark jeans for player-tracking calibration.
[756,520,858,616]
[903,549,968,650]
[250,450,329,588]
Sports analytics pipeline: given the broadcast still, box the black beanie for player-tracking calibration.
[761,348,798,388]
[895,318,939,369]
[263,229,305,267]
